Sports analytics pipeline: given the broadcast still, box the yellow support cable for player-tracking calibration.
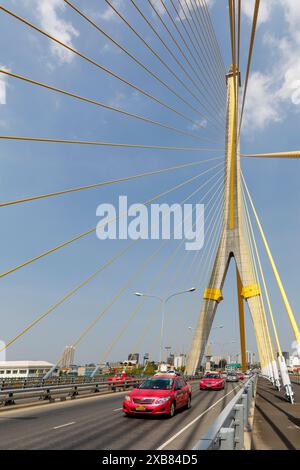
[1,6,218,134]
[185,0,226,98]
[66,171,224,360]
[1,167,223,354]
[0,158,222,208]
[0,135,223,153]
[99,181,223,366]
[150,0,226,114]
[0,163,222,279]
[135,0,225,128]
[175,143,227,355]
[0,69,215,144]
[174,150,227,356]
[179,0,226,103]
[242,192,268,368]
[242,172,300,344]
[199,0,226,74]
[237,0,241,72]
[242,184,275,369]
[164,177,225,343]
[241,185,282,356]
[173,192,225,354]
[169,0,225,109]
[239,0,260,132]
[102,0,224,129]
[236,268,247,372]
[64,0,219,128]
[0,240,136,353]
[193,0,223,81]
[138,182,224,360]
[131,167,226,356]
[242,151,300,159]
[162,173,225,296]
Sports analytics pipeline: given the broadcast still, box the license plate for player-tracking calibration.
[136,405,147,411]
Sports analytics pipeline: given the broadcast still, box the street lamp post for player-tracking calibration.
[135,288,196,364]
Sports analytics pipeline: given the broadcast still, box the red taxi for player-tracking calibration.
[123,374,191,418]
[107,372,134,385]
[199,372,225,391]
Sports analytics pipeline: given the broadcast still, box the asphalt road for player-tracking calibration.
[0,381,243,450]
[252,379,300,450]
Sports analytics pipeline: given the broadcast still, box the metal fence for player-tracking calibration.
[0,375,112,390]
[0,379,142,407]
[0,375,200,408]
[193,375,257,450]
[290,374,300,385]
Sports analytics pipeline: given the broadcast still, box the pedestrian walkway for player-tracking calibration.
[252,377,300,450]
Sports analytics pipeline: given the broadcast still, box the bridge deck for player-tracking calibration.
[252,377,300,450]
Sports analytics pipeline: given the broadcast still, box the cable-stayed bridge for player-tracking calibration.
[0,0,299,451]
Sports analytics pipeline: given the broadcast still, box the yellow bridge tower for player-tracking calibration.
[185,65,279,385]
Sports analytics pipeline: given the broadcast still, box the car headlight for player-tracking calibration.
[124,395,131,402]
[155,396,171,404]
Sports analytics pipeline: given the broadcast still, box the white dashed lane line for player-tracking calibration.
[157,384,241,450]
[53,421,76,430]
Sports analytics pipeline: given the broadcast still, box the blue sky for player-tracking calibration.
[0,0,299,366]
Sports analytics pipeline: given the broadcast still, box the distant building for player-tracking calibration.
[128,353,139,364]
[167,354,174,366]
[246,351,255,366]
[282,351,290,365]
[61,346,75,368]
[77,366,96,377]
[204,343,212,371]
[143,353,149,366]
[174,354,186,369]
[212,355,222,365]
[290,355,300,370]
[0,361,55,379]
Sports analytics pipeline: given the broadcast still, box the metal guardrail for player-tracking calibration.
[0,374,201,390]
[0,375,201,408]
[0,379,142,407]
[193,375,257,450]
[0,375,111,390]
[290,374,300,385]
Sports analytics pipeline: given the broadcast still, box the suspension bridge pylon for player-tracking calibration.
[185,65,278,383]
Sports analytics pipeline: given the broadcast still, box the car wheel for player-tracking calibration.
[124,412,131,418]
[168,401,176,418]
[186,396,192,409]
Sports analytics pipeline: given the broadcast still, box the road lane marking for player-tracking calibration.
[113,408,123,411]
[53,421,76,430]
[157,384,241,450]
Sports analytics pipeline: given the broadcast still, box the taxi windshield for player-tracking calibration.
[139,378,173,390]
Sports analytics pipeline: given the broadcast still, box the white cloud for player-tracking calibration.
[22,0,79,64]
[0,67,10,105]
[97,0,124,22]
[243,72,281,131]
[242,0,275,25]
[191,118,208,130]
[150,0,214,19]
[242,0,300,132]
[108,91,127,108]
